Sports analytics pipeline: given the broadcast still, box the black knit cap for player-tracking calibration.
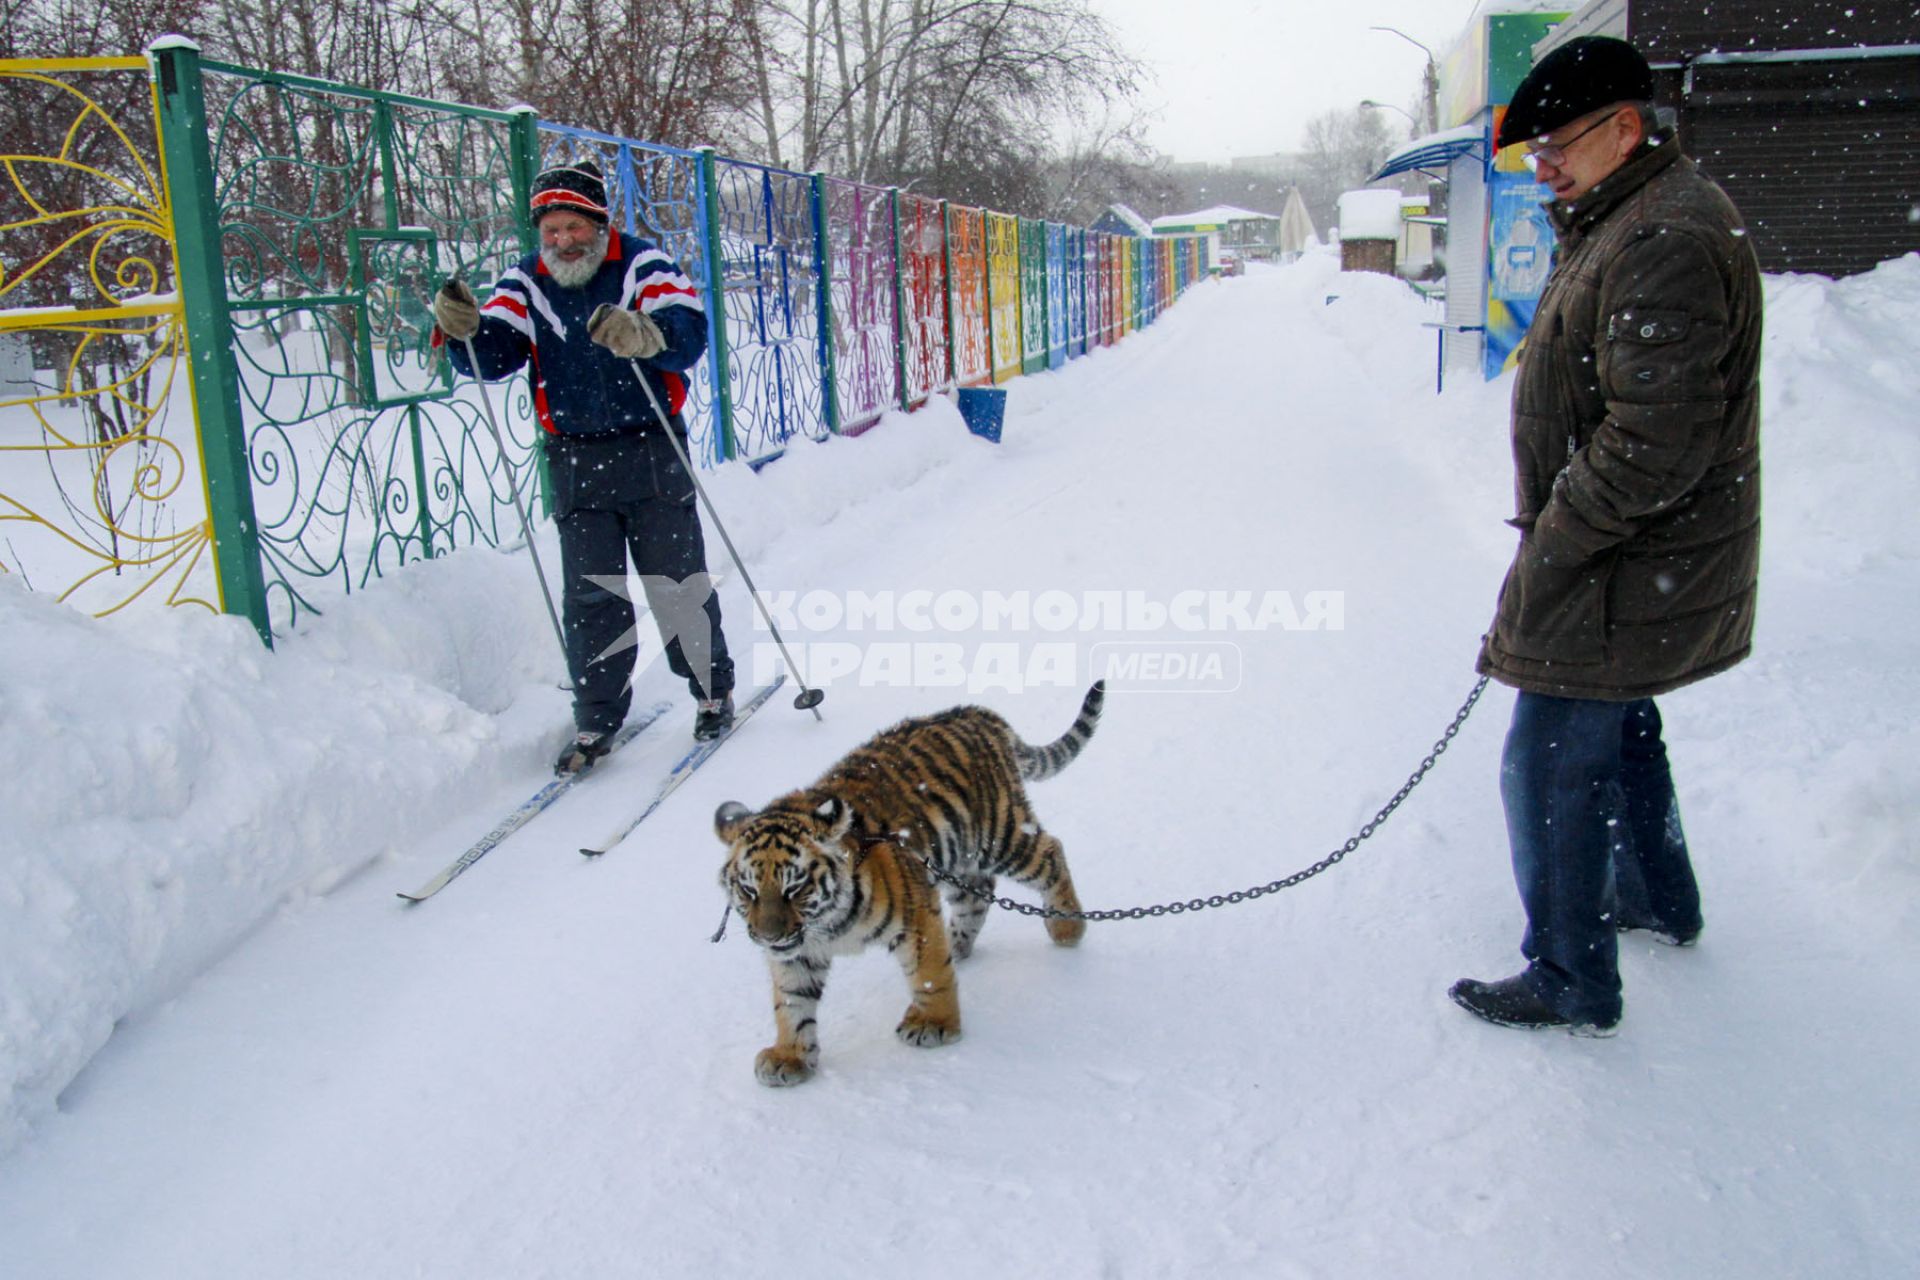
[1496,36,1655,149]
[530,160,610,225]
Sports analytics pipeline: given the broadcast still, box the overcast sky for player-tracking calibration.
[1087,0,1488,163]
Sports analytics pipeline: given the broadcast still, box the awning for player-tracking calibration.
[1371,124,1488,181]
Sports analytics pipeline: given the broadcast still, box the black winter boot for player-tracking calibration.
[693,695,734,742]
[1448,974,1619,1038]
[555,730,614,776]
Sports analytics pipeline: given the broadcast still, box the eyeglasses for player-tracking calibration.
[1521,113,1613,171]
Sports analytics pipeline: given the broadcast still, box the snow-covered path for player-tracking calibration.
[2,255,1916,1278]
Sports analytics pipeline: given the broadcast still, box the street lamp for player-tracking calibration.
[1369,24,1439,135]
[1361,99,1417,130]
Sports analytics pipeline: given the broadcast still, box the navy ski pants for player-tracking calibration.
[556,497,734,734]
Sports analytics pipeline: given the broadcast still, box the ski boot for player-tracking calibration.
[693,695,735,742]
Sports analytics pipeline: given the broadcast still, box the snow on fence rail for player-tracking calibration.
[0,45,1208,645]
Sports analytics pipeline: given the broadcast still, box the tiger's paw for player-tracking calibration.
[1046,917,1086,947]
[896,1008,962,1047]
[754,1047,816,1087]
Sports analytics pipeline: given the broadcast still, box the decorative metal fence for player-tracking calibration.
[947,204,991,388]
[1137,238,1156,326]
[0,57,215,618]
[706,156,830,457]
[1044,223,1067,370]
[1138,239,1154,327]
[165,43,539,637]
[897,191,949,408]
[1017,218,1046,377]
[1065,226,1087,359]
[822,176,898,435]
[985,212,1023,385]
[1095,233,1117,346]
[3,43,1209,643]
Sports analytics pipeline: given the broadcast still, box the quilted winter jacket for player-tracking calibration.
[1476,135,1764,700]
[444,231,706,438]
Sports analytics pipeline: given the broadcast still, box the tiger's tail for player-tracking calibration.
[1014,681,1105,781]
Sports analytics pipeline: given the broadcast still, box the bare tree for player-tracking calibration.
[531,0,763,148]
[1040,105,1155,224]
[748,0,1143,210]
[1298,105,1394,233]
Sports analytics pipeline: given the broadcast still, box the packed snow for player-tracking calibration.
[2,249,1916,1278]
[1335,189,1408,241]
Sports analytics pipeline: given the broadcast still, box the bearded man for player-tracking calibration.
[434,161,735,770]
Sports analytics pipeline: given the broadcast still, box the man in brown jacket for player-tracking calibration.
[1451,37,1763,1036]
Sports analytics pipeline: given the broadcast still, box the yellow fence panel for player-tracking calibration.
[985,211,1023,384]
[0,57,215,616]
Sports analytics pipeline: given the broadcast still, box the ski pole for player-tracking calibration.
[455,330,572,680]
[602,324,825,718]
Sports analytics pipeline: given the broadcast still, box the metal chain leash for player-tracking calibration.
[922,675,1492,923]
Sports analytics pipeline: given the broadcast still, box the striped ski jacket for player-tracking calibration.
[444,231,706,436]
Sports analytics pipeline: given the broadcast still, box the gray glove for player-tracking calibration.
[433,278,480,341]
[588,302,666,360]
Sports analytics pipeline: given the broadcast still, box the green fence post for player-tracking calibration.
[149,37,272,645]
[696,147,737,461]
[507,105,540,258]
[810,172,841,434]
[504,105,557,514]
[889,187,909,409]
[406,403,434,558]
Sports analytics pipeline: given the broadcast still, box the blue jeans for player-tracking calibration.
[1500,693,1703,1023]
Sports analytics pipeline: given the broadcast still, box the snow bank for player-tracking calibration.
[0,551,556,1153]
[0,396,1001,1156]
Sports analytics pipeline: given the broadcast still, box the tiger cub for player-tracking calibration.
[715,681,1104,1086]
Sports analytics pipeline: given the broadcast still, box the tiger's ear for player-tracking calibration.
[810,794,855,844]
[714,801,753,841]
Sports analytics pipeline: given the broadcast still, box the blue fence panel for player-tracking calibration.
[1045,222,1068,370]
[1065,226,1087,358]
[706,157,830,458]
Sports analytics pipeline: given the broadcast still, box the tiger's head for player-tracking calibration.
[715,794,857,954]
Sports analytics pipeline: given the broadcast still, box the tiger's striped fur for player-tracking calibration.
[715,681,1103,1086]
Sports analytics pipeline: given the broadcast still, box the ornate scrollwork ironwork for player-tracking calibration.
[897,192,950,406]
[985,213,1024,383]
[708,157,828,458]
[0,58,215,616]
[822,176,899,434]
[198,63,531,633]
[947,205,991,388]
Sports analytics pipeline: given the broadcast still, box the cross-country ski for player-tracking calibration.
[397,700,674,902]
[578,676,788,858]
